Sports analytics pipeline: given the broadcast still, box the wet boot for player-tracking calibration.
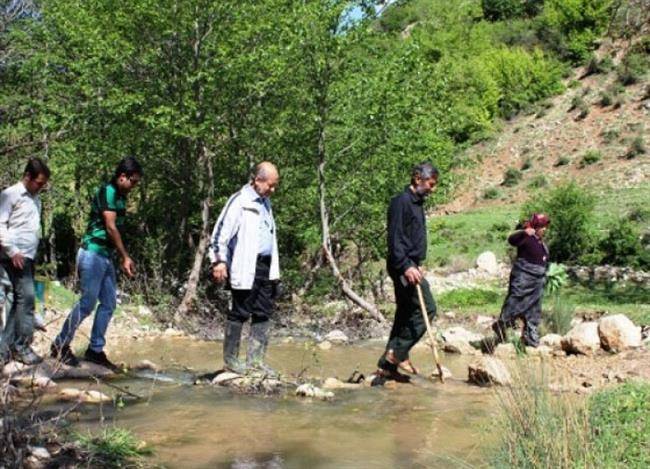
[246,320,277,378]
[223,320,247,374]
[522,321,540,348]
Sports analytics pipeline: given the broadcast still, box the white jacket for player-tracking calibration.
[208,184,280,290]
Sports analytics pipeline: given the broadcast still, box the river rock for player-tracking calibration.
[324,330,349,344]
[442,327,483,343]
[475,315,494,328]
[318,340,332,351]
[494,343,517,359]
[322,377,362,390]
[468,357,512,386]
[211,372,242,385]
[28,446,51,460]
[598,314,642,352]
[32,377,57,390]
[476,251,498,274]
[562,322,600,355]
[59,388,112,404]
[540,334,564,350]
[295,383,334,400]
[443,340,478,355]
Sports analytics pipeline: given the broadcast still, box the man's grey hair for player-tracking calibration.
[411,161,439,184]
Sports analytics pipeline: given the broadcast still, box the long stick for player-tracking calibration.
[416,283,445,383]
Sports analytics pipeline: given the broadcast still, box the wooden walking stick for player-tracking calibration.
[416,283,445,383]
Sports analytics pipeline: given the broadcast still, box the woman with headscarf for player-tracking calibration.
[492,213,550,348]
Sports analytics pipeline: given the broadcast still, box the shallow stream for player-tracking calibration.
[64,337,497,468]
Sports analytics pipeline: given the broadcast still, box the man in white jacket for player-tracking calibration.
[209,162,280,375]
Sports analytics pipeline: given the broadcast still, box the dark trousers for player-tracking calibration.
[0,258,35,354]
[378,272,437,371]
[229,256,274,324]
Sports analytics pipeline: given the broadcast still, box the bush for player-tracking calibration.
[522,181,596,263]
[528,175,547,188]
[601,127,620,143]
[538,0,614,63]
[588,383,650,468]
[585,54,614,75]
[599,217,648,268]
[483,186,502,199]
[624,137,646,159]
[617,51,649,85]
[554,155,570,166]
[598,90,613,106]
[520,157,533,170]
[580,149,601,167]
[75,427,152,468]
[502,167,523,186]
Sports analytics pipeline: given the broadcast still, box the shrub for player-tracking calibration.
[538,0,614,63]
[624,136,646,159]
[544,294,575,334]
[554,155,570,166]
[569,94,584,111]
[598,91,612,106]
[601,127,620,143]
[520,157,533,170]
[617,51,649,85]
[522,181,596,263]
[585,54,614,75]
[75,427,152,467]
[528,175,547,188]
[502,167,523,186]
[483,186,502,200]
[599,217,648,268]
[580,149,601,167]
[628,205,650,223]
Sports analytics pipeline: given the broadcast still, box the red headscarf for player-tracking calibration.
[525,213,550,230]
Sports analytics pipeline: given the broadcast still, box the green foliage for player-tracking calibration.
[544,293,575,334]
[588,382,650,468]
[545,262,568,294]
[580,149,602,167]
[502,167,523,186]
[520,157,533,171]
[528,175,547,188]
[617,50,650,85]
[481,0,543,21]
[522,181,596,263]
[483,187,502,199]
[599,218,649,268]
[601,127,620,143]
[538,0,614,63]
[585,53,614,75]
[438,288,501,309]
[75,427,152,468]
[624,137,646,159]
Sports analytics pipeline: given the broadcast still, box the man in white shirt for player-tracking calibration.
[209,162,281,376]
[0,157,50,365]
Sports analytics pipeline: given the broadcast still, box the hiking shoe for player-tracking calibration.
[13,346,43,366]
[51,343,80,367]
[84,349,120,372]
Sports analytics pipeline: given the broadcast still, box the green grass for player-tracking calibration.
[75,427,152,468]
[563,283,650,325]
[437,288,503,315]
[588,382,650,468]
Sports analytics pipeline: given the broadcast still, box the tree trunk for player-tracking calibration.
[174,149,213,326]
[315,110,384,324]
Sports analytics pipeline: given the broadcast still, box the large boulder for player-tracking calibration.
[442,327,483,343]
[468,357,512,386]
[562,322,600,355]
[443,340,479,355]
[476,251,498,275]
[598,315,642,352]
[494,343,517,359]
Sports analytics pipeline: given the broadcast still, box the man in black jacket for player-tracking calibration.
[376,162,439,382]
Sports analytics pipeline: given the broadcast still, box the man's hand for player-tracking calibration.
[212,263,228,283]
[11,252,24,270]
[121,256,136,278]
[524,227,536,236]
[404,266,422,285]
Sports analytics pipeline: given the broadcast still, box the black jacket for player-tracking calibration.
[387,186,427,275]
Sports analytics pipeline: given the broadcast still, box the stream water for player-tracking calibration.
[63,337,497,468]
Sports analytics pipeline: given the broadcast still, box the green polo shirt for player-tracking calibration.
[81,182,126,257]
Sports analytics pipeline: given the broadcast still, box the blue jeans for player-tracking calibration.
[54,248,117,352]
[0,258,36,354]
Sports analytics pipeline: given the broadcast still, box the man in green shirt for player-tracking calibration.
[51,157,142,370]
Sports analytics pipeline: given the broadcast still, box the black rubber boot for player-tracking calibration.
[223,320,247,374]
[246,320,277,377]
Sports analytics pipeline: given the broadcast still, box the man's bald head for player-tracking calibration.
[252,161,279,197]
